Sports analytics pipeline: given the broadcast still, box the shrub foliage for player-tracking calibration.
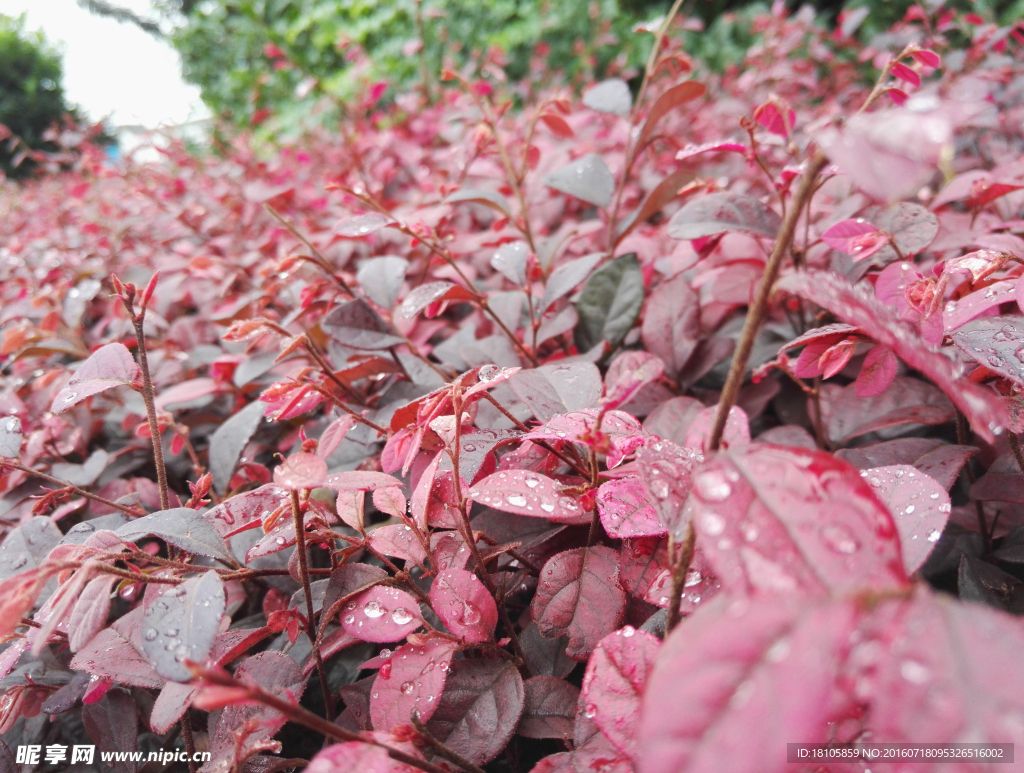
[1,4,1024,772]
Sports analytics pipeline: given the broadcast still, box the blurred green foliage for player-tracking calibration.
[0,14,75,178]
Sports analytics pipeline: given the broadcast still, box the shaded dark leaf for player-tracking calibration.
[209,400,266,495]
[667,192,781,240]
[321,299,405,349]
[574,253,644,353]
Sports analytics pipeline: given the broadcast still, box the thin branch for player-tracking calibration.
[3,462,146,517]
[665,522,696,634]
[707,152,829,452]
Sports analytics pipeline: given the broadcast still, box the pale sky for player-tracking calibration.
[0,0,208,129]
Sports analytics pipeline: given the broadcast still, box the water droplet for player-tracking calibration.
[766,638,791,662]
[621,625,635,638]
[346,601,356,611]
[344,614,355,624]
[379,662,392,679]
[558,497,579,511]
[929,492,939,499]
[649,478,670,500]
[700,512,726,536]
[507,494,527,507]
[905,505,915,515]
[392,608,414,625]
[64,391,78,402]
[927,529,942,542]
[400,681,415,695]
[820,524,860,555]
[694,471,732,502]
[463,443,477,452]
[900,660,931,684]
[363,601,386,619]
[164,628,179,637]
[525,476,540,489]
[540,502,555,513]
[584,704,597,718]
[684,570,703,587]
[144,629,158,641]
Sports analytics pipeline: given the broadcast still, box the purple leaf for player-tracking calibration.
[953,316,1024,387]
[817,377,955,446]
[321,299,405,349]
[821,218,886,260]
[369,524,428,568]
[510,361,603,422]
[204,484,289,538]
[82,689,138,773]
[68,575,117,652]
[641,275,700,377]
[854,345,898,397]
[532,546,626,660]
[634,439,703,541]
[307,743,419,773]
[51,343,140,413]
[116,508,232,561]
[520,676,580,740]
[943,280,1016,333]
[356,256,409,309]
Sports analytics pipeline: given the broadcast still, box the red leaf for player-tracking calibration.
[778,272,1009,442]
[370,637,459,730]
[687,444,908,598]
[51,343,140,413]
[580,627,660,759]
[890,61,921,87]
[524,409,646,468]
[860,465,951,574]
[318,414,358,459]
[68,575,117,652]
[637,80,706,150]
[307,742,419,773]
[369,524,427,568]
[602,351,665,411]
[539,113,574,138]
[910,49,941,67]
[532,546,626,660]
[943,279,1016,333]
[70,622,164,690]
[467,470,589,525]
[341,586,423,643]
[640,275,700,377]
[818,377,955,446]
[966,181,1024,209]
[753,101,795,136]
[429,568,498,642]
[597,477,664,539]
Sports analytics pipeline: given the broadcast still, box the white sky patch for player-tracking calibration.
[0,0,208,130]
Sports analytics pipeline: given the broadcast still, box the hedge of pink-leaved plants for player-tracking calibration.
[2,4,1024,772]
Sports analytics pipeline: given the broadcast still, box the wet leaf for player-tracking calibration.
[0,416,21,457]
[540,253,603,311]
[597,476,664,539]
[370,637,459,730]
[953,316,1024,387]
[51,343,140,413]
[866,202,939,263]
[817,377,955,446]
[209,399,266,495]
[445,188,513,216]
[634,439,703,540]
[204,484,289,538]
[467,469,589,524]
[491,241,530,285]
[641,274,700,376]
[519,676,579,740]
[0,516,62,581]
[357,256,410,309]
[429,568,498,642]
[116,508,232,561]
[340,585,422,642]
[307,742,419,773]
[141,570,225,682]
[68,575,117,652]
[582,79,632,116]
[321,299,404,349]
[335,212,394,237]
[509,361,603,422]
[532,546,626,660]
[544,154,616,208]
[667,193,781,240]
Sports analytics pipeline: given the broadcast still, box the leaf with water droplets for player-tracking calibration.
[860,465,951,574]
[583,78,632,115]
[0,517,62,581]
[0,416,21,457]
[398,281,477,320]
[687,444,909,599]
[356,255,409,309]
[425,660,525,765]
[638,594,861,773]
[321,298,405,349]
[778,271,1009,443]
[341,585,422,643]
[544,154,616,209]
[575,253,644,354]
[204,484,289,538]
[335,212,394,237]
[491,241,530,285]
[667,192,781,240]
[429,568,497,642]
[953,316,1024,388]
[273,451,327,490]
[821,219,886,259]
[520,675,579,741]
[116,508,232,561]
[445,187,513,216]
[634,440,703,540]
[325,470,405,491]
[70,609,164,689]
[209,399,266,495]
[943,281,1016,333]
[370,637,459,731]
[51,343,141,413]
[525,409,646,468]
[368,524,428,568]
[597,477,664,539]
[467,470,589,525]
[510,361,603,422]
[532,546,626,660]
[866,202,939,263]
[580,627,660,759]
[141,570,225,682]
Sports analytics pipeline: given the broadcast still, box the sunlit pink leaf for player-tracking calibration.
[854,345,898,398]
[943,280,1016,332]
[319,415,358,459]
[634,439,703,540]
[341,586,423,642]
[602,351,665,410]
[51,343,140,413]
[910,49,941,67]
[597,477,664,539]
[429,568,498,642]
[307,742,419,773]
[890,61,921,87]
[368,524,427,567]
[325,470,405,491]
[753,101,795,136]
[820,219,886,260]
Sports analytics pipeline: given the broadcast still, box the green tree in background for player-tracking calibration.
[0,14,78,178]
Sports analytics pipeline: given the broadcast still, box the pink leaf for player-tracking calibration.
[318,414,358,459]
[68,575,117,652]
[467,470,588,525]
[307,742,419,773]
[683,405,749,453]
[155,377,222,410]
[778,272,1009,442]
[429,568,498,642]
[890,61,921,87]
[531,546,626,660]
[860,465,951,574]
[580,627,660,759]
[753,101,795,136]
[943,279,1016,332]
[597,477,664,539]
[820,219,887,260]
[854,345,898,398]
[373,487,407,519]
[953,316,1024,387]
[640,275,700,377]
[335,212,394,238]
[602,351,665,410]
[273,452,327,490]
[910,49,941,67]
[525,409,646,468]
[688,444,908,598]
[818,377,955,446]
[370,637,459,730]
[637,595,860,773]
[675,141,747,162]
[368,524,427,568]
[204,484,288,538]
[520,676,580,740]
[341,586,423,643]
[634,439,703,540]
[51,343,140,413]
[325,470,405,491]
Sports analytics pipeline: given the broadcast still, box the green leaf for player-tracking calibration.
[573,254,644,354]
